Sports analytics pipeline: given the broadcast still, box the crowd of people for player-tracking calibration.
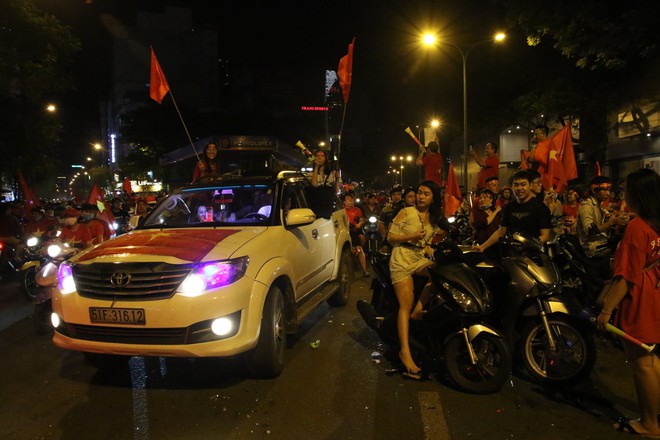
[0,192,160,262]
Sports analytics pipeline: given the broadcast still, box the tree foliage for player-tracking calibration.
[503,0,660,71]
[0,0,80,192]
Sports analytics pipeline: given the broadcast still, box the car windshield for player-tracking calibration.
[141,184,275,228]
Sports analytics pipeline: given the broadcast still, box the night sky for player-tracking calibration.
[35,0,533,185]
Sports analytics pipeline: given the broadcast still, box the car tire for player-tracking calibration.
[328,249,352,307]
[245,285,286,378]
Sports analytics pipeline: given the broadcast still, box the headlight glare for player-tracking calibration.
[177,257,248,297]
[58,262,76,294]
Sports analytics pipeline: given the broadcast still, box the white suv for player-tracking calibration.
[51,172,353,377]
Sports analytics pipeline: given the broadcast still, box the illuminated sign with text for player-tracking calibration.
[301,106,329,111]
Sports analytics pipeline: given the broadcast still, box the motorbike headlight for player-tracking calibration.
[27,236,39,247]
[58,262,76,294]
[368,216,377,224]
[447,216,456,224]
[177,256,249,297]
[47,244,62,258]
[443,282,480,313]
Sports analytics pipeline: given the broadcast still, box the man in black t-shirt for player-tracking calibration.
[475,170,552,253]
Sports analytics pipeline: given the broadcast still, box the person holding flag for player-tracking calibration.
[192,142,220,182]
[415,140,443,187]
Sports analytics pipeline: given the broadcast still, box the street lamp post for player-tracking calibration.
[422,33,505,188]
[391,154,413,186]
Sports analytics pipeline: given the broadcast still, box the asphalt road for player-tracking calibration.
[0,271,643,440]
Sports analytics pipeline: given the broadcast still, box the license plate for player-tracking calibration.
[89,307,146,325]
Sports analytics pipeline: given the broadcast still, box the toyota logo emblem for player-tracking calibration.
[110,271,131,288]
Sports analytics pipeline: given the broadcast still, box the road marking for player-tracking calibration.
[418,391,450,440]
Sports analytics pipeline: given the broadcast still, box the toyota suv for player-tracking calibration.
[51,171,353,377]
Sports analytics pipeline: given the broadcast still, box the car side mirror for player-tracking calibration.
[285,208,316,227]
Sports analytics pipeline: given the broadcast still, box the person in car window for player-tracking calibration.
[309,149,340,193]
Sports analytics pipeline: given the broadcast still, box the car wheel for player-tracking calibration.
[245,285,286,378]
[328,249,352,307]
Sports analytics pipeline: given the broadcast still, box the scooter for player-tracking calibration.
[32,243,79,334]
[20,236,50,300]
[460,233,597,385]
[357,239,512,394]
[547,233,612,310]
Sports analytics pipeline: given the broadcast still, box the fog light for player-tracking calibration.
[211,317,233,336]
[51,313,61,328]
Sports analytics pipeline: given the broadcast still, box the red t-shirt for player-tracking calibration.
[562,204,579,218]
[477,155,499,189]
[613,217,660,343]
[86,220,105,245]
[59,224,93,249]
[344,206,364,227]
[422,153,443,187]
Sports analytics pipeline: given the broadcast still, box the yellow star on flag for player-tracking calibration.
[549,150,559,161]
[96,200,105,212]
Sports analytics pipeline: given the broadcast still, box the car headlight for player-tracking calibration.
[58,262,76,294]
[177,256,249,297]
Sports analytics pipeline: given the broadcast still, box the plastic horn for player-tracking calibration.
[592,318,656,353]
[404,127,423,148]
[295,140,312,156]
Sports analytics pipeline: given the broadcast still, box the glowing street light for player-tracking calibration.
[391,154,413,186]
[46,104,56,112]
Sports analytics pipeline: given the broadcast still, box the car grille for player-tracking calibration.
[73,262,192,300]
[66,323,187,345]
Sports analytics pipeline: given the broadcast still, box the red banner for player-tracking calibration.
[78,229,240,263]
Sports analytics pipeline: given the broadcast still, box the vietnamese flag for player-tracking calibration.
[538,125,577,192]
[443,163,462,216]
[18,170,39,215]
[519,150,530,170]
[150,48,170,104]
[86,183,116,234]
[122,177,133,194]
[337,38,355,104]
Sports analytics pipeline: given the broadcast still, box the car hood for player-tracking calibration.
[72,228,264,265]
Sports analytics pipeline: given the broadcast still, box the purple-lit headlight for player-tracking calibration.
[58,262,76,294]
[177,256,249,297]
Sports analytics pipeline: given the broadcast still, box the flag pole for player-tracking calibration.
[149,46,200,163]
[167,91,200,162]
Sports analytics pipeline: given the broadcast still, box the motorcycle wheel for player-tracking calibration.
[444,332,512,395]
[33,300,53,334]
[21,266,38,299]
[520,315,596,384]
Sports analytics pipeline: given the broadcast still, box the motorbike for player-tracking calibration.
[357,238,512,394]
[32,243,79,334]
[547,233,612,310]
[361,215,381,254]
[458,233,597,385]
[19,236,50,299]
[446,214,473,245]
